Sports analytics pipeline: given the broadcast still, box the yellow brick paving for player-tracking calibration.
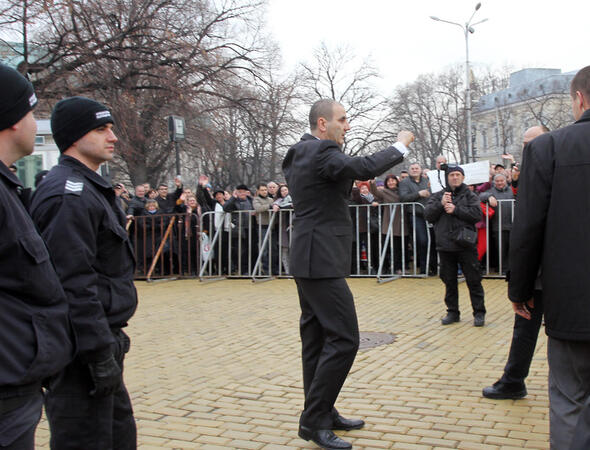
[34,278,549,449]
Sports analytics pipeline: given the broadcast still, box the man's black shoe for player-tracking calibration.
[474,313,485,327]
[298,426,352,449]
[441,312,460,325]
[332,414,365,431]
[482,381,527,399]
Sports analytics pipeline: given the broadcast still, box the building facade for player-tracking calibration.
[473,68,575,164]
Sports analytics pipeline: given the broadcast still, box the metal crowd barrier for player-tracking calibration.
[130,212,200,281]
[482,198,515,277]
[196,202,434,282]
[129,199,515,282]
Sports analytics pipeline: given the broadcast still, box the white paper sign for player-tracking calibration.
[428,160,491,193]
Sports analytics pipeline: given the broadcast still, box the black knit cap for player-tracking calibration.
[0,64,38,130]
[446,165,465,176]
[51,96,114,152]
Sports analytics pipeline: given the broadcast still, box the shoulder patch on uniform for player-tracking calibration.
[64,177,84,196]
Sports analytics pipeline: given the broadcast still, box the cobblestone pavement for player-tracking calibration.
[35,277,549,449]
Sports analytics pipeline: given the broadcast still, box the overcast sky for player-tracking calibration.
[265,0,589,94]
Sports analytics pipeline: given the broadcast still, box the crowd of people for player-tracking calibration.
[113,152,522,280]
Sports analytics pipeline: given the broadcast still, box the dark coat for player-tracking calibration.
[31,155,137,362]
[0,162,73,386]
[508,108,590,341]
[223,195,254,238]
[282,133,405,278]
[479,184,514,231]
[126,195,146,216]
[398,176,430,215]
[156,185,182,214]
[424,183,481,252]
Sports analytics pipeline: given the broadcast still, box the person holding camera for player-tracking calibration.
[425,165,486,327]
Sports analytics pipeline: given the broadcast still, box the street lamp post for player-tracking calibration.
[431,3,488,162]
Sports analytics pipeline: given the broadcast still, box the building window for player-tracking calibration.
[35,135,45,145]
[482,130,488,149]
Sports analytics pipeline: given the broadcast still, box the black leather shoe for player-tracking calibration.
[474,313,485,327]
[298,426,352,449]
[332,414,365,431]
[441,312,460,325]
[482,381,527,399]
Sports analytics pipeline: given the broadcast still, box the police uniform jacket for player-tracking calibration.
[282,133,405,279]
[30,155,137,362]
[424,183,481,252]
[0,162,73,386]
[508,108,590,341]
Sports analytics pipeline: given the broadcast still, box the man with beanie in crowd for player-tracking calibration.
[30,96,138,449]
[425,165,486,327]
[0,64,74,449]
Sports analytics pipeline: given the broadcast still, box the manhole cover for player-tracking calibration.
[359,331,396,350]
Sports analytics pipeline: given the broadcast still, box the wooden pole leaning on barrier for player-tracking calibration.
[146,216,176,281]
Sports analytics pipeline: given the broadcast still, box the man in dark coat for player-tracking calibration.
[482,125,547,400]
[31,97,138,449]
[223,184,255,275]
[0,64,74,450]
[508,65,590,449]
[283,98,414,449]
[424,166,486,326]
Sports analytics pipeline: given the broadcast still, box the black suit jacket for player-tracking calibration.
[508,108,590,341]
[282,134,405,278]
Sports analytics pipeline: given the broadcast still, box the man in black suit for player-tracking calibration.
[283,99,414,449]
[508,66,590,449]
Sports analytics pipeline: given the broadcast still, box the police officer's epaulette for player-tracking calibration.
[64,177,84,196]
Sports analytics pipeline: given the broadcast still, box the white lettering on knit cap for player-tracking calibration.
[95,110,111,119]
[29,93,37,107]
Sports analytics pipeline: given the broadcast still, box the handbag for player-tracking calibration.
[455,227,477,247]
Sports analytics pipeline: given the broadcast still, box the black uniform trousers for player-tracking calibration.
[0,385,42,450]
[500,290,543,385]
[439,249,485,316]
[45,330,136,450]
[295,277,360,429]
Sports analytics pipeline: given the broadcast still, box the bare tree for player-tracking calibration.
[3,0,267,184]
[300,42,393,156]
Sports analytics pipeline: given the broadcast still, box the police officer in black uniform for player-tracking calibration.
[0,64,74,449]
[31,97,138,449]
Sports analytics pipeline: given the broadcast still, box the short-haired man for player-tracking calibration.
[0,64,74,450]
[252,183,280,275]
[479,173,514,274]
[283,98,414,449]
[399,162,431,274]
[127,184,146,216]
[425,166,486,326]
[156,178,183,214]
[223,183,255,275]
[508,65,590,449]
[482,125,547,400]
[31,96,138,448]
[435,155,447,170]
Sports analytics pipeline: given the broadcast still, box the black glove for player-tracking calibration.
[87,354,122,397]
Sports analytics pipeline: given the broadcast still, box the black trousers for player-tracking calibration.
[500,290,543,385]
[295,277,360,429]
[45,330,136,450]
[439,249,485,316]
[0,386,42,450]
